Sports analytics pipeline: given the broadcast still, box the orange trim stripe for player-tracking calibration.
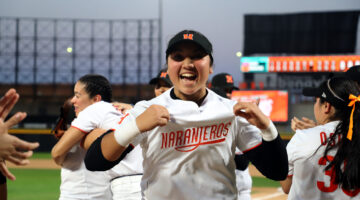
[118,113,129,124]
[242,141,262,153]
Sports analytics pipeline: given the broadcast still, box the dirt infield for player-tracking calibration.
[8,159,288,199]
[7,159,60,169]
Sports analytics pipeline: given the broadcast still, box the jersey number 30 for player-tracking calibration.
[317,155,359,197]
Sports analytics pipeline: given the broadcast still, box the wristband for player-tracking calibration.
[260,121,278,141]
[114,115,140,146]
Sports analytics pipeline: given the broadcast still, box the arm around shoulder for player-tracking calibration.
[51,126,85,166]
[84,130,130,171]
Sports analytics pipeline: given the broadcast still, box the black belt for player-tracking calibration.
[111,173,143,181]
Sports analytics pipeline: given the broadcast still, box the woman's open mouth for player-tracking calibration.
[180,73,197,81]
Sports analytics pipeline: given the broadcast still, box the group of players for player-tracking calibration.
[0,29,360,200]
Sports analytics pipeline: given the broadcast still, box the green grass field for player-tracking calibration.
[7,169,60,200]
[6,169,279,199]
[5,153,280,199]
[30,152,53,159]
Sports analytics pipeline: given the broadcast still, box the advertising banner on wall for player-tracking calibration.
[231,90,289,122]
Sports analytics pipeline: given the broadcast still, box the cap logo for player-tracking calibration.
[322,92,326,98]
[160,72,168,78]
[183,34,193,40]
[225,75,234,83]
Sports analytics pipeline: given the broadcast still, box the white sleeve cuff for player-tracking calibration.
[114,115,140,147]
[260,121,278,141]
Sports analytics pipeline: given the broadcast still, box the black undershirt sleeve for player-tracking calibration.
[0,173,6,184]
[244,135,288,181]
[234,154,250,171]
[84,130,134,171]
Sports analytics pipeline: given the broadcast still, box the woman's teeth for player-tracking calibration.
[180,74,197,80]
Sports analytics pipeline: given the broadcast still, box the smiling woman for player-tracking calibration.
[85,29,288,200]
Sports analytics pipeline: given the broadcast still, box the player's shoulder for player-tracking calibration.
[207,89,237,106]
[292,121,339,144]
[79,101,113,113]
[296,121,338,136]
[88,101,115,111]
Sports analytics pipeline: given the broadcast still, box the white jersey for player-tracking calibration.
[60,144,111,200]
[121,89,263,200]
[235,169,252,200]
[286,121,360,200]
[60,101,143,199]
[235,149,252,200]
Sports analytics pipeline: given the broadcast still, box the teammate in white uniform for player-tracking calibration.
[51,74,113,200]
[211,73,252,200]
[281,76,360,199]
[102,68,172,199]
[291,65,360,132]
[76,101,143,200]
[52,74,144,200]
[85,30,288,200]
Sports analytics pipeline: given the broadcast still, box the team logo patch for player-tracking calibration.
[160,72,167,78]
[161,121,231,152]
[321,92,326,98]
[225,75,234,83]
[183,34,193,40]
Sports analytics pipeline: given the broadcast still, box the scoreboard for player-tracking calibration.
[240,55,360,73]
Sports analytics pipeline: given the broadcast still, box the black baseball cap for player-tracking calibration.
[166,30,213,61]
[302,77,346,109]
[345,65,360,83]
[211,87,228,98]
[211,73,239,90]
[149,68,172,86]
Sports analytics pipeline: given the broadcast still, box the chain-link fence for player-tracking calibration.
[0,17,161,85]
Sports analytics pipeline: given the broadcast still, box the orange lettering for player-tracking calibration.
[161,133,167,149]
[209,124,218,140]
[223,122,231,136]
[203,126,210,141]
[184,129,191,144]
[183,34,193,40]
[169,132,176,147]
[176,131,183,146]
[160,72,167,78]
[225,75,234,83]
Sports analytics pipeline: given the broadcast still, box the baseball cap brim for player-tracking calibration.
[149,77,172,86]
[302,78,346,109]
[302,87,322,98]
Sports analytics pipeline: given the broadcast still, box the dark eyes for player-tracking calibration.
[170,52,206,61]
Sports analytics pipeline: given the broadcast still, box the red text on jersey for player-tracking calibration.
[161,121,231,152]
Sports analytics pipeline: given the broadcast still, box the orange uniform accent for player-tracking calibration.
[183,34,193,40]
[347,94,360,140]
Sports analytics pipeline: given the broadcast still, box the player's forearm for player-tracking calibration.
[51,151,66,166]
[280,176,292,194]
[245,135,288,181]
[51,128,84,165]
[85,130,128,171]
[101,132,127,161]
[259,121,278,141]
[51,143,67,166]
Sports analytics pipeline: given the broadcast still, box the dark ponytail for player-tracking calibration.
[323,77,360,190]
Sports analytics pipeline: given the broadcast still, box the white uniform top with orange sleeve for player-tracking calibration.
[121,89,263,200]
[286,121,360,200]
[60,101,143,200]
